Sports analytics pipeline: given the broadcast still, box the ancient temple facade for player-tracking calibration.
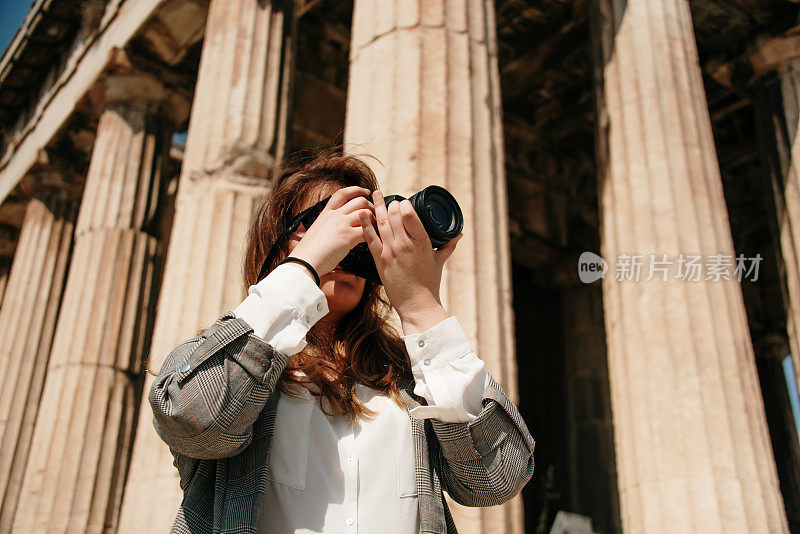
[0,0,798,533]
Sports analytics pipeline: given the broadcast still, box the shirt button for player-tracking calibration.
[179,363,190,373]
[417,339,425,348]
[305,315,310,323]
[316,302,323,311]
[345,517,354,526]
[347,453,354,462]
[423,359,431,366]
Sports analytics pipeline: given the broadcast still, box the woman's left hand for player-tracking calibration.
[360,189,462,334]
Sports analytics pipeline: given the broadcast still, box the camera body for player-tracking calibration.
[258,185,463,286]
[337,186,463,284]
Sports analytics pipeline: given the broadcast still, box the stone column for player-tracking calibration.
[117,0,295,531]
[11,99,172,532]
[0,192,78,532]
[753,335,800,530]
[561,285,620,534]
[754,65,800,533]
[592,0,789,532]
[344,2,521,532]
[754,63,800,394]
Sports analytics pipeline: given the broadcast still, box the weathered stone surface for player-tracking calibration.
[1,0,798,531]
[179,0,293,182]
[0,0,177,203]
[755,63,800,404]
[117,0,294,531]
[0,194,78,532]
[344,1,522,533]
[136,0,209,66]
[594,0,789,532]
[12,104,166,532]
[753,65,800,530]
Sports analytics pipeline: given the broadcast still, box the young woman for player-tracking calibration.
[149,154,535,534]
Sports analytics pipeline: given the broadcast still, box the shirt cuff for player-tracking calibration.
[403,316,487,422]
[402,316,474,369]
[255,262,328,322]
[232,262,329,350]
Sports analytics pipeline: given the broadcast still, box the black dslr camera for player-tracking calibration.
[258,185,463,285]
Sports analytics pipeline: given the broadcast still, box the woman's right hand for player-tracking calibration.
[289,186,376,277]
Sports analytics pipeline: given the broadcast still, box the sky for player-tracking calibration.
[784,356,800,445]
[0,0,34,59]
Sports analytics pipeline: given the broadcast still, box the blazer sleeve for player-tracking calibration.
[430,372,535,507]
[148,311,291,460]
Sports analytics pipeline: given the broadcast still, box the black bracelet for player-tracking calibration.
[278,256,321,287]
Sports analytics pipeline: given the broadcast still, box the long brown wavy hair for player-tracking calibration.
[240,152,415,425]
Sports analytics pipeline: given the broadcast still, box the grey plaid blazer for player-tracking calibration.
[149,311,535,534]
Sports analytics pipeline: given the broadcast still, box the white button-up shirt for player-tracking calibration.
[232,263,488,533]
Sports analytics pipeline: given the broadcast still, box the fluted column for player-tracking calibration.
[754,335,800,530]
[593,0,789,532]
[11,103,169,532]
[755,63,800,395]
[179,0,293,185]
[117,1,294,531]
[562,285,620,534]
[344,2,520,533]
[753,63,800,533]
[0,193,78,532]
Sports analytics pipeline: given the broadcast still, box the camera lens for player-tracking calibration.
[409,185,463,248]
[427,197,450,228]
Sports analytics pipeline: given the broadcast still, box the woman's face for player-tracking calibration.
[285,183,367,320]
